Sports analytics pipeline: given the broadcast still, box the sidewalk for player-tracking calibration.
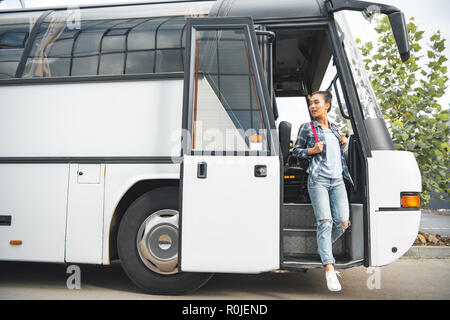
[404,245,450,259]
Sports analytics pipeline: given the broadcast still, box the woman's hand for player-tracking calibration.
[308,142,324,155]
[340,134,348,149]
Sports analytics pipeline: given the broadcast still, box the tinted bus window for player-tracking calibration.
[0,24,30,79]
[17,13,186,78]
[191,28,268,152]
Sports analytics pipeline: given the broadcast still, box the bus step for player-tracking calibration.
[283,227,315,233]
[282,254,322,269]
[281,255,355,270]
[282,204,316,228]
[282,227,346,257]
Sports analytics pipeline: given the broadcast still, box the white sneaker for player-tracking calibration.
[325,270,342,292]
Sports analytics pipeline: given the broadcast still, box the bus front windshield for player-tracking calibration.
[334,12,383,120]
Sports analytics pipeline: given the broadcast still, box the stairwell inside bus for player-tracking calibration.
[266,26,366,269]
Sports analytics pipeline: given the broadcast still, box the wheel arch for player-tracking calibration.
[107,179,179,263]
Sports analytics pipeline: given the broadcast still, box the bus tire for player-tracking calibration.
[117,186,213,295]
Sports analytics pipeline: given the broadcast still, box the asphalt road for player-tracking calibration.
[420,212,450,237]
[0,258,449,300]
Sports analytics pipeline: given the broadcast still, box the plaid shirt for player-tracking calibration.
[292,120,354,186]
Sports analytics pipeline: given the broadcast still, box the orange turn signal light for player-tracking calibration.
[10,240,22,245]
[401,193,420,208]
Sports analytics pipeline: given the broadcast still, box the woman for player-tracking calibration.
[292,90,353,292]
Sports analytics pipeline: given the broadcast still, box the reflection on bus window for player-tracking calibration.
[334,11,383,120]
[191,28,268,153]
[21,14,187,78]
[0,15,33,79]
[319,58,353,135]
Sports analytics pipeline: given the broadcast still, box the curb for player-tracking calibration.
[403,246,450,259]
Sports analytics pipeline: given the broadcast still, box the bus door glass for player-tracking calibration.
[180,17,280,273]
[319,59,353,136]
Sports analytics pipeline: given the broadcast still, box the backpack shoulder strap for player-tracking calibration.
[310,121,319,143]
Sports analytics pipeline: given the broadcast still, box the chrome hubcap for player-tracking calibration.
[136,209,179,275]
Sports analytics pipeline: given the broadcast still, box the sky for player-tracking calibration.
[1,0,448,138]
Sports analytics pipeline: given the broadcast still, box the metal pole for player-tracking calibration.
[255,30,276,110]
[269,40,273,108]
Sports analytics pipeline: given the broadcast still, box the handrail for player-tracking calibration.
[329,73,350,120]
[255,30,276,113]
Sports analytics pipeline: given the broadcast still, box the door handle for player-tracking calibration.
[254,165,267,177]
[197,162,207,179]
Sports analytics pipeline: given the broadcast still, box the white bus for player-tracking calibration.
[0,0,422,294]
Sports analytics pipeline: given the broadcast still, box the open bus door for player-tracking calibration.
[179,17,280,273]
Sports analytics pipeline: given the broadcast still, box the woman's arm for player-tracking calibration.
[292,123,324,158]
[292,123,310,158]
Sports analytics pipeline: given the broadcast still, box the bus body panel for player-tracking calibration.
[368,151,421,209]
[0,164,68,262]
[211,0,326,20]
[368,150,422,266]
[0,1,214,19]
[102,163,180,264]
[0,77,184,264]
[65,163,105,264]
[0,79,183,158]
[181,155,280,273]
[370,210,420,267]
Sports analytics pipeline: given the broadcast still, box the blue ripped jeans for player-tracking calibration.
[307,175,350,266]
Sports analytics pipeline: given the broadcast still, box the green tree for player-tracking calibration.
[357,16,449,207]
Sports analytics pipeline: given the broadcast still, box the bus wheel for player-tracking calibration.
[117,186,213,295]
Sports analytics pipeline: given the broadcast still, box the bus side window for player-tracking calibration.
[20,14,187,78]
[0,24,30,79]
